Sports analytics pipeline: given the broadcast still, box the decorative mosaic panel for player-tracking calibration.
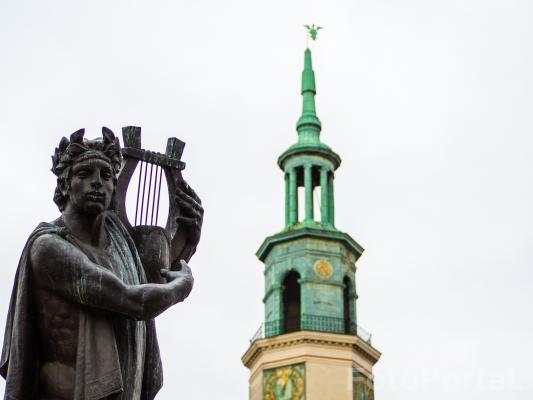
[263,363,305,400]
[353,369,374,400]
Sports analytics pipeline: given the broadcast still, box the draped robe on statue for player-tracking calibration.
[0,212,163,400]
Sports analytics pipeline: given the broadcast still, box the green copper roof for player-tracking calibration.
[296,48,322,142]
[278,47,342,170]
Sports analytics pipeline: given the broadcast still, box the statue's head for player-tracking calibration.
[51,127,122,214]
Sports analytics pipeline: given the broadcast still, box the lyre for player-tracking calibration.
[115,126,187,280]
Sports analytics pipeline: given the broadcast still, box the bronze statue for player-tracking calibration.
[0,127,203,399]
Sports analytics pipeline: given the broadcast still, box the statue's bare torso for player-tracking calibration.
[33,237,128,399]
[35,289,79,399]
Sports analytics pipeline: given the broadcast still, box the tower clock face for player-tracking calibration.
[353,370,374,400]
[314,259,333,278]
[263,363,305,400]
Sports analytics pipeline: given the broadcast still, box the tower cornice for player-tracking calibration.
[241,330,381,371]
[277,143,341,171]
[256,227,364,262]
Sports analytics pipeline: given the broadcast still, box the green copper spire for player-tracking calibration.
[296,48,322,143]
[278,31,341,233]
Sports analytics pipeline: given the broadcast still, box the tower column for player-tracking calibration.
[284,173,290,226]
[320,167,329,224]
[304,164,313,223]
[328,173,335,226]
[289,167,298,224]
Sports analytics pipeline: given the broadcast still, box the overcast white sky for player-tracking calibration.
[1,0,532,399]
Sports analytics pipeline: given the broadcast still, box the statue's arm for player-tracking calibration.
[30,234,193,320]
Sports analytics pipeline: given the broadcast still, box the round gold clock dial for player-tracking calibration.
[314,259,333,278]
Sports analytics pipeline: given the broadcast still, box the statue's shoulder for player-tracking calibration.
[27,219,66,243]
[26,221,72,269]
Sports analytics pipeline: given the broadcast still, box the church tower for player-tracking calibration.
[242,42,381,400]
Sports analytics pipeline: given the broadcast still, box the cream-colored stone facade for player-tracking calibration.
[242,331,380,400]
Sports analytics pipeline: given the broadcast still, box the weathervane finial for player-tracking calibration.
[304,24,323,41]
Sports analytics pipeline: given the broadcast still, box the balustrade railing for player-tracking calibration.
[249,314,372,345]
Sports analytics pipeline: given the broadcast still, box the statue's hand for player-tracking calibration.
[175,179,203,248]
[160,260,194,301]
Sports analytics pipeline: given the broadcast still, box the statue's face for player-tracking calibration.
[66,157,115,215]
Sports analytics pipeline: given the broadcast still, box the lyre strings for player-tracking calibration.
[134,161,164,226]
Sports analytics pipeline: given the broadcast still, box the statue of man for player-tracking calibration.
[0,128,203,399]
